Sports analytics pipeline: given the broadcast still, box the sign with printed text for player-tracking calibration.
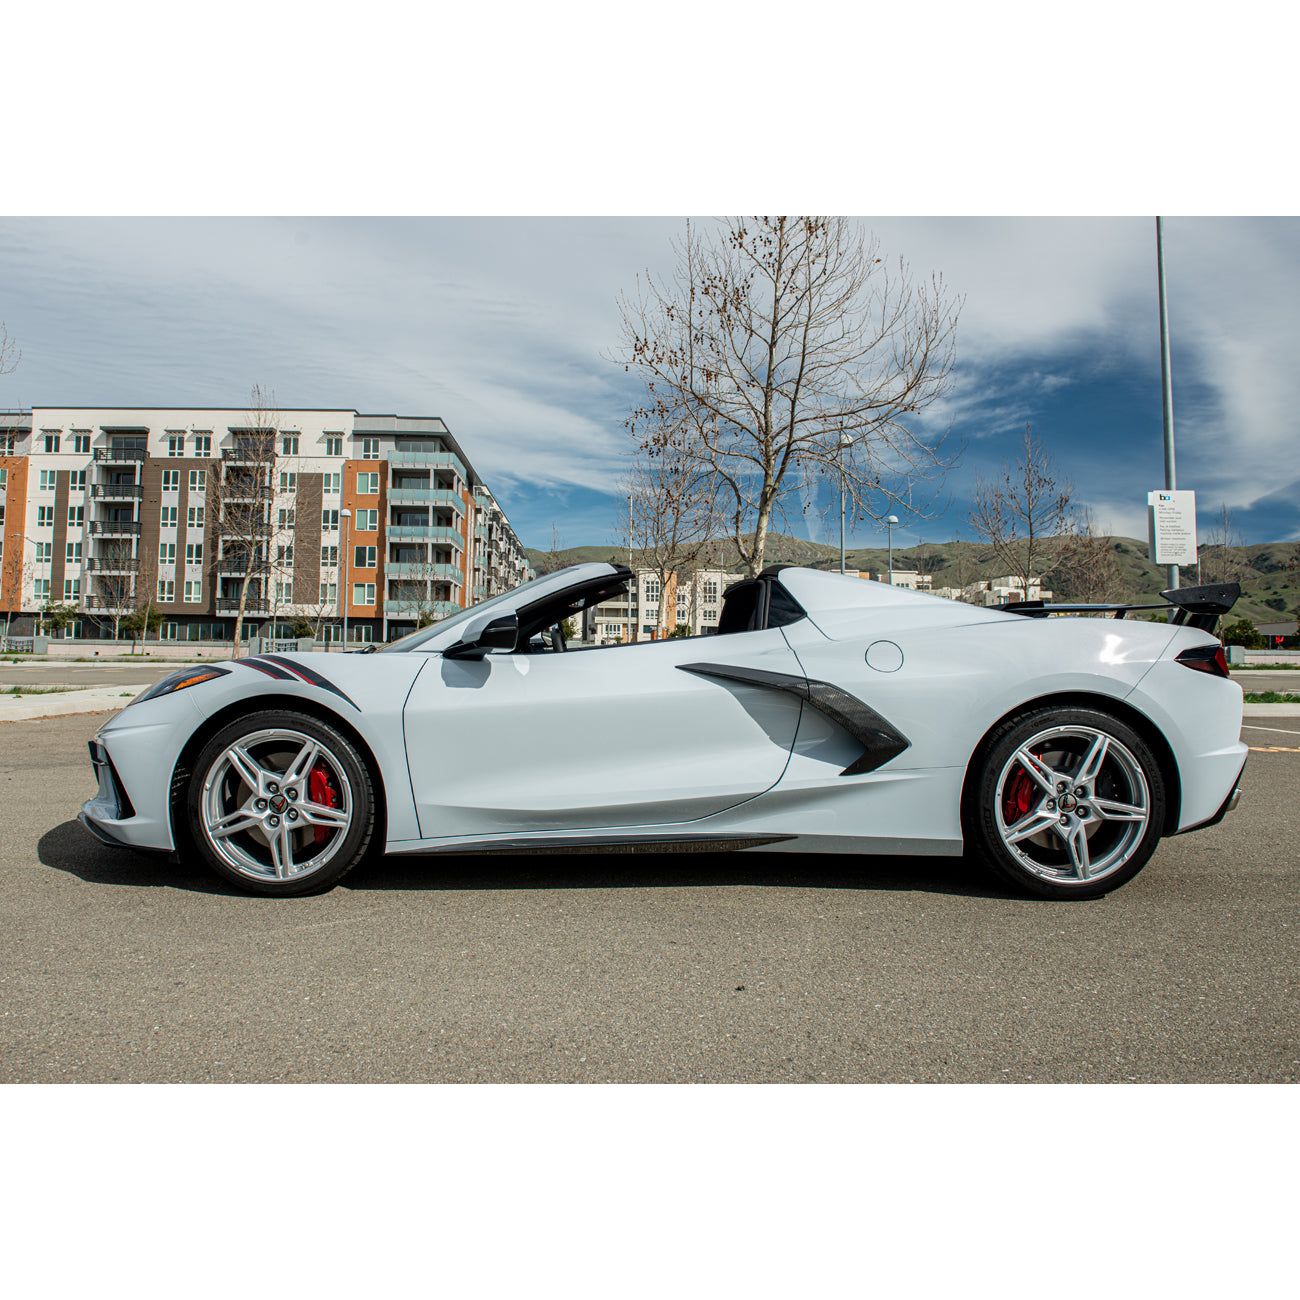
[1147,489,1198,566]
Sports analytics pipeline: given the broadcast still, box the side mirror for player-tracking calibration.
[444,611,519,659]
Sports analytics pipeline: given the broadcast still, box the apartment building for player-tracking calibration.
[578,568,746,643]
[0,406,531,643]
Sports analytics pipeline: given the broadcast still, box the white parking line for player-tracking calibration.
[1242,724,1300,736]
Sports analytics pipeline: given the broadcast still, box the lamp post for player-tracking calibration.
[886,515,899,584]
[340,508,352,650]
[838,432,852,574]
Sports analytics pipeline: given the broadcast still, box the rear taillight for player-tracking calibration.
[1176,644,1230,679]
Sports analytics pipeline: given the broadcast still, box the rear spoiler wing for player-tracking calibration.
[998,582,1240,633]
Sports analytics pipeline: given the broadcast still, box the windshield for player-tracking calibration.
[380,566,585,652]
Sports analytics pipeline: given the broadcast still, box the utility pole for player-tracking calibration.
[1156,216,1179,596]
[886,515,899,584]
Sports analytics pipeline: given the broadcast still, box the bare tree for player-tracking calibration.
[211,386,278,657]
[90,539,140,641]
[0,321,19,378]
[1200,503,1247,587]
[626,411,720,637]
[969,425,1080,598]
[1053,506,1124,603]
[616,217,960,576]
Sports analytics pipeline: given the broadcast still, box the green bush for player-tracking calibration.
[1222,617,1266,649]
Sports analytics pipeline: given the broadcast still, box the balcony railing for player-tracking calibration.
[216,596,269,614]
[93,447,147,463]
[221,445,274,463]
[89,520,140,536]
[91,483,142,499]
[217,553,266,574]
[387,487,464,511]
[385,449,468,479]
[385,599,461,620]
[384,562,463,583]
[84,556,137,574]
[387,525,464,546]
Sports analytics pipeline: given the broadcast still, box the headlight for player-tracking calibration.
[130,666,231,705]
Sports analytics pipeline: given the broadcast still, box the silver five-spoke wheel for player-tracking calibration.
[200,727,353,884]
[994,725,1151,886]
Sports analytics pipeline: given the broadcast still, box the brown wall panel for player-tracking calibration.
[295,472,323,605]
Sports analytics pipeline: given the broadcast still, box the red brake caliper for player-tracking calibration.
[308,762,339,846]
[1002,765,1036,825]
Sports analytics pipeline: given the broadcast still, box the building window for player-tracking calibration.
[359,437,379,459]
[162,469,180,492]
[188,469,207,493]
[0,468,6,489]
[194,434,211,457]
[167,434,185,457]
[161,505,178,528]
[354,544,377,569]
[276,579,293,602]
[278,471,296,492]
[321,509,339,531]
[320,544,338,566]
[35,541,53,563]
[352,582,376,606]
[160,622,178,641]
[325,435,343,457]
[185,542,203,565]
[63,578,80,602]
[319,581,337,604]
[39,469,55,491]
[355,509,378,532]
[356,471,379,495]
[159,542,176,565]
[36,506,54,528]
[277,508,295,529]
[645,580,660,601]
[0,435,14,455]
[281,434,300,456]
[67,505,84,527]
[65,542,82,564]
[34,578,51,602]
[73,433,91,454]
[43,432,60,454]
[157,578,175,602]
[187,505,205,529]
[277,543,294,565]
[71,469,86,491]
[323,472,341,494]
[183,580,202,604]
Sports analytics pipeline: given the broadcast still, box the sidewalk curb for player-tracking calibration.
[0,684,149,722]
[1242,703,1300,718]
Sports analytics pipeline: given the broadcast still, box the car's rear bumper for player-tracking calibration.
[1174,758,1246,836]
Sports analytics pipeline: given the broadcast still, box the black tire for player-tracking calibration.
[184,709,376,896]
[964,705,1167,900]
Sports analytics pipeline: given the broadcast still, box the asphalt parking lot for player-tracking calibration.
[1,711,1296,1083]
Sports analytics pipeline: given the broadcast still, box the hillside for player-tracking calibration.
[527,535,1300,625]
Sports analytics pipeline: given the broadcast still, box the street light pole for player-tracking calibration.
[838,432,851,574]
[340,508,352,650]
[1156,216,1179,595]
[886,514,899,584]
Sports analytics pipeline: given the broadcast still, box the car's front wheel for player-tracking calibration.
[965,705,1167,899]
[185,710,375,895]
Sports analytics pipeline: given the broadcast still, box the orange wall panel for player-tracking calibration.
[0,457,30,612]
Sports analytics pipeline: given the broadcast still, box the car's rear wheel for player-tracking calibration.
[186,710,374,895]
[966,705,1167,899]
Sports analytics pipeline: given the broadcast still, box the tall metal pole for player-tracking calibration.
[1156,216,1179,594]
[340,510,351,649]
[886,514,899,584]
[838,434,848,574]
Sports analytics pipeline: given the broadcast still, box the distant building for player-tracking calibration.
[577,568,746,643]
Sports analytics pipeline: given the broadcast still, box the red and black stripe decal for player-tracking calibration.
[243,655,360,710]
[258,654,360,710]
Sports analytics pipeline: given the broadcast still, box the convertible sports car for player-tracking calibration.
[81,563,1246,899]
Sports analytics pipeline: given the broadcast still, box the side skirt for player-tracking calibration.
[388,832,796,857]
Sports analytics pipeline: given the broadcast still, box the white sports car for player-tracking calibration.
[81,563,1246,899]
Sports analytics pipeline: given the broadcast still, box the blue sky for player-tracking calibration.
[0,216,1295,550]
